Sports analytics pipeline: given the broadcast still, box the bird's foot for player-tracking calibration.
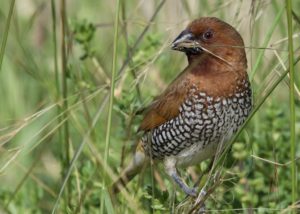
[171,173,197,197]
[164,158,198,197]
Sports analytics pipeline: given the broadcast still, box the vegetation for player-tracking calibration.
[0,0,299,213]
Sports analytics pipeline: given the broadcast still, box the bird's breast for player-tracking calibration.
[141,80,252,164]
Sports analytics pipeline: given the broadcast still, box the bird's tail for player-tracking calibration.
[110,141,149,194]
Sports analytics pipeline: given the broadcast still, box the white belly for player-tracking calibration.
[176,140,218,167]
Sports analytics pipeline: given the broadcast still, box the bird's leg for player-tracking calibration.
[164,157,197,197]
[171,173,197,197]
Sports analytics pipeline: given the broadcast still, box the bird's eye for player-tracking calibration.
[203,30,213,40]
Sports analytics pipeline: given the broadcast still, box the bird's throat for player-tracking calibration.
[187,53,202,64]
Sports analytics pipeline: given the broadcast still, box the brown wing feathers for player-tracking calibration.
[138,72,190,132]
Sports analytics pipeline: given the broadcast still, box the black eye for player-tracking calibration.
[203,30,213,40]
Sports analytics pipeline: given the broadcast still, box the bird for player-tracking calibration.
[111,17,252,197]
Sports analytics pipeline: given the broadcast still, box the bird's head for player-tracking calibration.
[171,17,246,66]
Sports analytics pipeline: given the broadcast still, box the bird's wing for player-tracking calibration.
[139,72,190,132]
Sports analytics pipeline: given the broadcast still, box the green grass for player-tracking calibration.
[101,0,121,213]
[0,0,299,213]
[286,0,297,211]
[0,0,14,72]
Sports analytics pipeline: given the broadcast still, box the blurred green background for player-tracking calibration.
[0,0,299,213]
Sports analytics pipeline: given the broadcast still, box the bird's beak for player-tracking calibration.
[171,30,202,54]
[171,30,194,50]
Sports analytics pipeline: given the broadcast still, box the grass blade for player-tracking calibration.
[100,0,121,213]
[0,0,15,72]
[286,0,297,210]
[60,0,71,207]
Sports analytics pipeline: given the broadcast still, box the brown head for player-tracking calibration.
[139,18,250,132]
[171,17,247,69]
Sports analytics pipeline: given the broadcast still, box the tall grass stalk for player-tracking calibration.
[285,0,297,210]
[51,2,64,203]
[60,0,71,206]
[51,0,60,95]
[101,0,121,213]
[0,0,15,72]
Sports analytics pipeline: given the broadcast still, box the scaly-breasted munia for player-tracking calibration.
[112,17,252,197]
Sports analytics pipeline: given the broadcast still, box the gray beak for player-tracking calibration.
[171,30,194,51]
[171,30,202,54]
